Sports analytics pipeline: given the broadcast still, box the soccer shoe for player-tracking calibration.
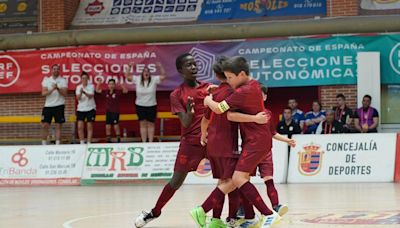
[273,204,289,217]
[209,218,227,228]
[134,210,157,228]
[226,217,241,228]
[236,206,245,218]
[259,211,281,228]
[190,206,207,228]
[237,217,260,228]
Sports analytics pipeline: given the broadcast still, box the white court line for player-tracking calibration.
[62,211,135,228]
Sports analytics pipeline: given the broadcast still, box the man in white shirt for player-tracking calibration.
[76,72,96,144]
[41,64,68,145]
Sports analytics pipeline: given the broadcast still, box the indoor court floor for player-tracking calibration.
[0,183,399,228]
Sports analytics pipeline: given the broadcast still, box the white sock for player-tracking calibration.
[55,140,60,145]
[42,140,47,145]
[80,140,85,144]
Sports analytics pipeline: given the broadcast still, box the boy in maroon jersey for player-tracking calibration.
[190,57,268,228]
[134,53,211,228]
[204,56,282,228]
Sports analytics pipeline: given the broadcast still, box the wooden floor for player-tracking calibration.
[0,183,399,228]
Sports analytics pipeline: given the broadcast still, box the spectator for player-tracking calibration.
[277,107,302,138]
[125,63,166,142]
[333,93,353,133]
[353,95,379,133]
[41,64,68,145]
[305,100,325,134]
[316,109,344,134]
[288,98,305,130]
[96,79,128,143]
[75,72,96,144]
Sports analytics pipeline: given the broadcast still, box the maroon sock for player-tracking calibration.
[240,191,255,219]
[151,183,177,217]
[201,187,225,213]
[228,189,240,219]
[239,182,272,216]
[265,179,279,207]
[212,192,225,219]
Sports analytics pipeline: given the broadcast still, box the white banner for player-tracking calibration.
[0,145,86,186]
[72,0,203,26]
[82,140,289,185]
[361,0,400,10]
[288,133,397,183]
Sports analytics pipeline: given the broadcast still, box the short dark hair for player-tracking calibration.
[213,56,228,80]
[222,56,249,75]
[363,94,372,100]
[175,53,192,70]
[259,83,268,95]
[283,106,292,112]
[336,93,346,100]
[52,64,60,68]
[81,71,88,77]
[312,100,322,111]
[108,79,116,84]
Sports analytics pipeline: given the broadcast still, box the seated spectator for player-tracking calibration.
[305,100,325,134]
[277,107,302,138]
[288,98,305,130]
[333,93,353,133]
[316,109,344,134]
[353,94,379,133]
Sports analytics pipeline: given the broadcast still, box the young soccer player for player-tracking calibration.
[190,57,268,228]
[76,72,96,144]
[204,56,282,228]
[95,79,128,143]
[134,53,210,228]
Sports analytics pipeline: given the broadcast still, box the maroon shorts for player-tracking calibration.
[174,143,207,173]
[209,156,238,180]
[235,150,267,174]
[257,151,273,177]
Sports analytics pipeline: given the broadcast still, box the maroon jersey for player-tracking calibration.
[170,81,210,145]
[225,80,274,152]
[205,83,239,158]
[105,90,122,113]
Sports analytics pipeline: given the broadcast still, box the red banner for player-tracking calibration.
[0,43,222,94]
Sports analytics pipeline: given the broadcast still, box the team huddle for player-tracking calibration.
[134,54,296,228]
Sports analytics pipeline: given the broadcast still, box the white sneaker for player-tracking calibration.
[134,210,157,228]
[260,211,281,228]
[238,218,259,228]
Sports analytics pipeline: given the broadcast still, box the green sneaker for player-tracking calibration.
[209,218,227,228]
[190,206,207,228]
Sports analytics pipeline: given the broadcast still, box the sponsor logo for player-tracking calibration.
[189,47,215,82]
[12,148,28,167]
[194,159,212,177]
[298,143,323,176]
[85,0,105,16]
[86,147,144,172]
[390,43,400,75]
[302,210,400,225]
[0,55,21,88]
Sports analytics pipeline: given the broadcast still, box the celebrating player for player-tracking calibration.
[134,53,210,227]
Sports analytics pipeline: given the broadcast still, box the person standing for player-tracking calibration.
[96,79,128,143]
[125,62,166,142]
[333,94,353,133]
[41,64,68,145]
[75,72,96,144]
[354,95,379,133]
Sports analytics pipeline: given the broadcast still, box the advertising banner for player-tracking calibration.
[361,0,400,10]
[0,145,86,186]
[72,0,203,26]
[288,133,397,183]
[2,34,400,94]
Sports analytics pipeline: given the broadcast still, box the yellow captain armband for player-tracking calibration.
[218,100,230,113]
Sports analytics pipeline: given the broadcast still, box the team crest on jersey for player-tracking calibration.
[194,159,212,177]
[298,143,323,176]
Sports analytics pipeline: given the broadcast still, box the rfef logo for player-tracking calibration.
[0,55,20,88]
[298,144,323,176]
[189,48,216,82]
[85,0,105,16]
[12,148,28,167]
